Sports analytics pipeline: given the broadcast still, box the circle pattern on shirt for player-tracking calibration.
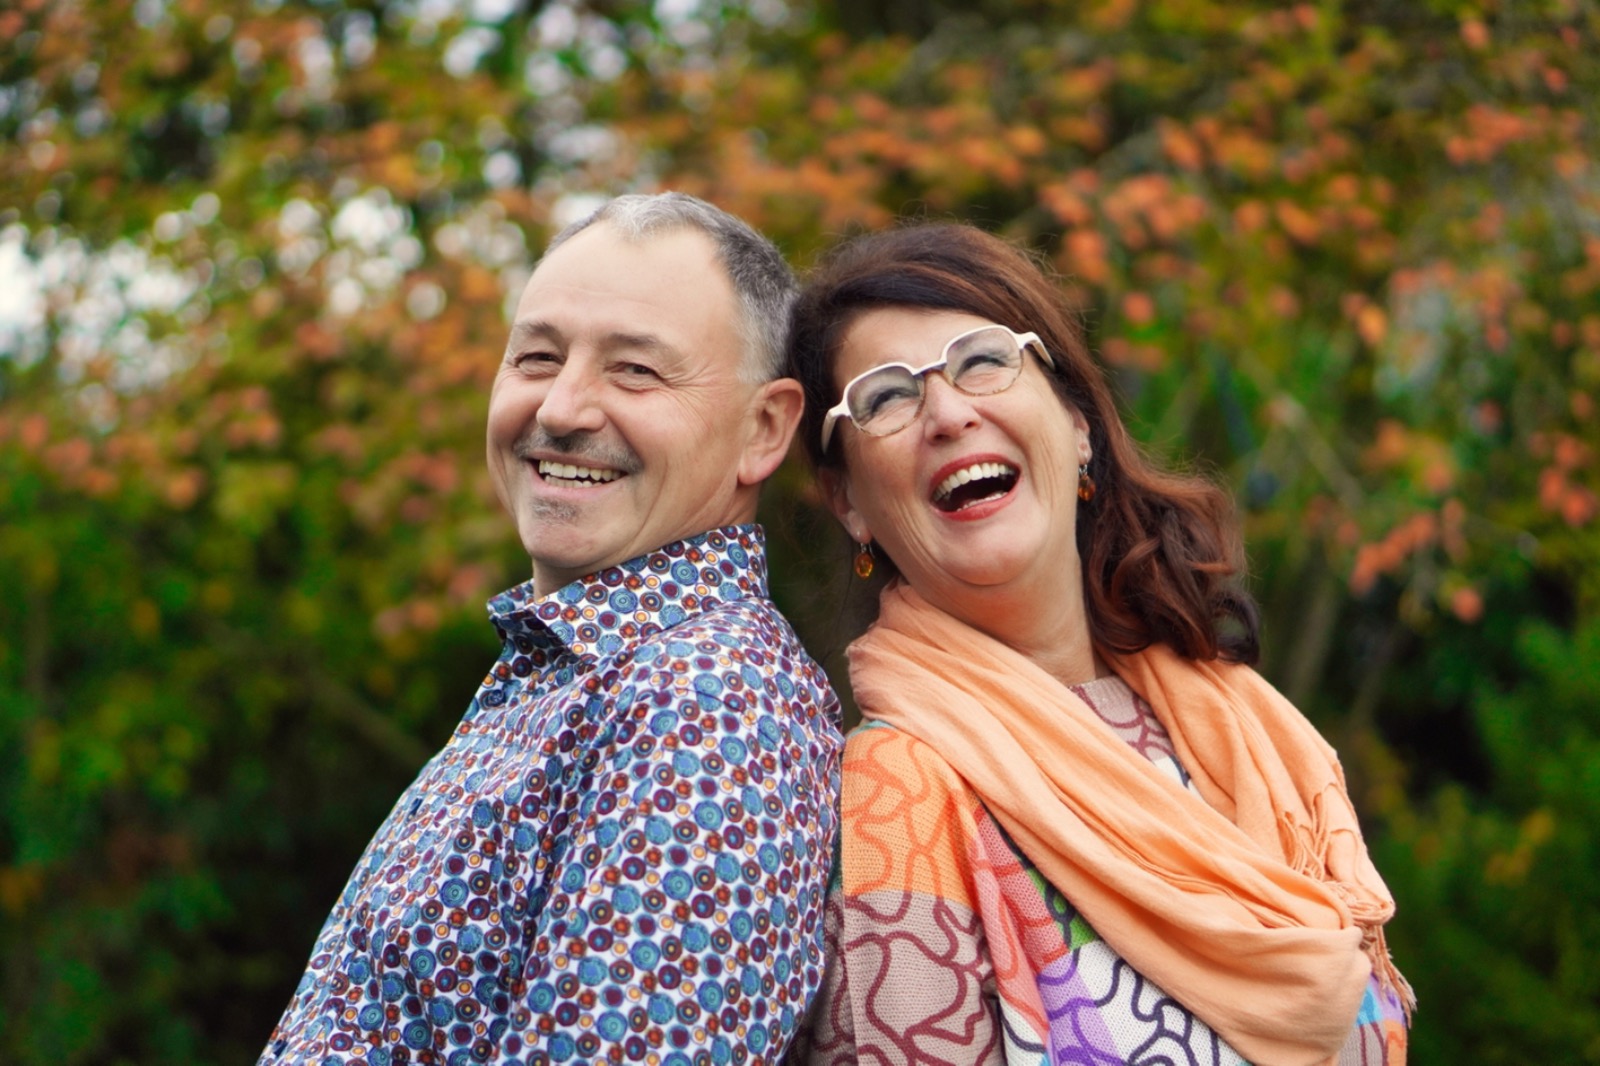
[261,528,840,1066]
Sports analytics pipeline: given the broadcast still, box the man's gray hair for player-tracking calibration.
[546,192,797,383]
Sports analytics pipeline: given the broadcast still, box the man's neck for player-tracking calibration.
[529,522,759,599]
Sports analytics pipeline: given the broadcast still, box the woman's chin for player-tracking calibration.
[910,553,1047,600]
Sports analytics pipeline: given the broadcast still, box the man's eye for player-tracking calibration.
[618,362,659,379]
[514,351,560,371]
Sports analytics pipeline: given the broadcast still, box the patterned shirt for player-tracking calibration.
[262,526,843,1066]
[798,675,1407,1066]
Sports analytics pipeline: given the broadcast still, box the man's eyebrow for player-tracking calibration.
[603,331,678,359]
[504,320,562,356]
[506,321,682,361]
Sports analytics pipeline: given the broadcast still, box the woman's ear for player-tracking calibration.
[1071,406,1093,465]
[818,466,869,543]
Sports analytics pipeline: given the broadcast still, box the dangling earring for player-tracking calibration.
[1077,462,1097,502]
[853,541,875,579]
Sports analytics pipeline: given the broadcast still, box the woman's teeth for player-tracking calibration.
[933,461,1018,510]
[934,461,1011,501]
[538,460,623,486]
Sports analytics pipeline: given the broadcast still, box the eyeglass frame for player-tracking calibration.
[819,324,1056,452]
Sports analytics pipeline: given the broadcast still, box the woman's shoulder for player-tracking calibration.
[839,721,983,827]
[834,722,987,903]
[838,713,960,771]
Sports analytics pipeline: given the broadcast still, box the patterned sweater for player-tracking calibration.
[796,675,1408,1066]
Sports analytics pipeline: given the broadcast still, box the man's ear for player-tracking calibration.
[736,377,806,488]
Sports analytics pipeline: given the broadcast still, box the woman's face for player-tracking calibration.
[823,307,1092,615]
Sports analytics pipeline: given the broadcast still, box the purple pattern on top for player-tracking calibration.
[1070,676,1181,770]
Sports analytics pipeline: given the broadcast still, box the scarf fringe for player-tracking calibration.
[1279,790,1416,1022]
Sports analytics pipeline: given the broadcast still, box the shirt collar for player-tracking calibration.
[486,524,770,662]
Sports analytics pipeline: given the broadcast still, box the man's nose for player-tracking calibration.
[919,372,982,440]
[535,360,607,437]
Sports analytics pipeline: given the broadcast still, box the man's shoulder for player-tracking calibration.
[643,593,810,661]
[628,596,837,714]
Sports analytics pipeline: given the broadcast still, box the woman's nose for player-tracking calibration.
[919,372,982,440]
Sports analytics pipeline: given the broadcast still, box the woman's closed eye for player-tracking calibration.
[960,352,1010,369]
[862,381,919,416]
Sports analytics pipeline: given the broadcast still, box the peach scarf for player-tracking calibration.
[848,583,1413,1066]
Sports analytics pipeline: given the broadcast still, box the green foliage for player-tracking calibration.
[2,0,1599,1061]
[1376,617,1600,1063]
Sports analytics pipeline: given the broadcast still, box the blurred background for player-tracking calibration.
[2,0,1598,1061]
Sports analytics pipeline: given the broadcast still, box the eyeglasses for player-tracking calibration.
[820,324,1055,451]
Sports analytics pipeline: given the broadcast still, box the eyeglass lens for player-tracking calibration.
[845,327,1025,437]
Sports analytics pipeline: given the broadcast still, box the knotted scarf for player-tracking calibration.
[848,583,1413,1066]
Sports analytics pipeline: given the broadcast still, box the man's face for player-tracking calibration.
[488,223,765,595]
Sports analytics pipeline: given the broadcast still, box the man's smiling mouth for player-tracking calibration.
[537,460,624,487]
[932,461,1019,513]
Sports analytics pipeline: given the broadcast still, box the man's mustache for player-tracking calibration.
[512,430,643,475]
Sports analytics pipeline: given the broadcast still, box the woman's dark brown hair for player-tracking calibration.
[788,223,1261,664]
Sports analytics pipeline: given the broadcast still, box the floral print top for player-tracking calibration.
[797,675,1408,1066]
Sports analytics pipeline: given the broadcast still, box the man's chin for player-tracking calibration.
[524,497,584,525]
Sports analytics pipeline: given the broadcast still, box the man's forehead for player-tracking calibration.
[526,222,723,293]
[511,223,740,349]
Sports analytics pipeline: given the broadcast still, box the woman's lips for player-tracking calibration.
[929,455,1021,515]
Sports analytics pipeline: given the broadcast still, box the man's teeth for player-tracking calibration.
[934,461,1015,502]
[537,460,622,484]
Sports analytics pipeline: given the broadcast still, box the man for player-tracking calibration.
[262,193,842,1065]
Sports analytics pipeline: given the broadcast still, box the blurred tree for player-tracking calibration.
[1,0,1597,1061]
[1373,616,1600,1062]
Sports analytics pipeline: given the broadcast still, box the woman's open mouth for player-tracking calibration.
[931,460,1019,513]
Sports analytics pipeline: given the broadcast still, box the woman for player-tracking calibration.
[785,224,1412,1066]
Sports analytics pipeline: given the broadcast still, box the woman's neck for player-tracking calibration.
[918,577,1106,687]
